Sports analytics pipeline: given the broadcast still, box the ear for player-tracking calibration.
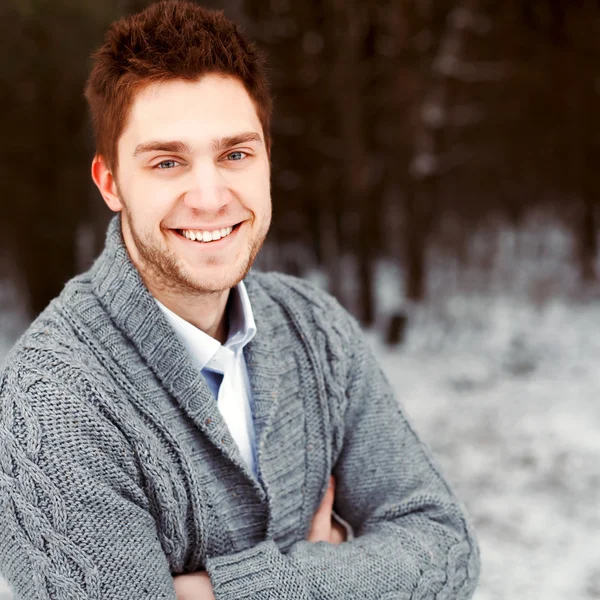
[91,155,123,212]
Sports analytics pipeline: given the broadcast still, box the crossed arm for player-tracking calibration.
[174,477,345,600]
[187,317,479,600]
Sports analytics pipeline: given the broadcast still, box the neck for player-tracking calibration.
[152,286,231,343]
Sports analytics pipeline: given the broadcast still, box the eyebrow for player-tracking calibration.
[133,140,191,157]
[133,132,263,157]
[213,132,263,152]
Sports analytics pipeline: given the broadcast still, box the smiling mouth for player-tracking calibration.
[176,223,242,243]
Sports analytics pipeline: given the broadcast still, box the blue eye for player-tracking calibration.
[226,151,247,161]
[156,160,178,169]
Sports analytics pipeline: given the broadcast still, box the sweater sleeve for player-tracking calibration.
[205,309,480,599]
[0,369,178,600]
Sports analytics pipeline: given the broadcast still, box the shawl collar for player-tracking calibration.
[89,218,250,478]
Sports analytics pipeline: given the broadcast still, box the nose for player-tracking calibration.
[181,158,231,213]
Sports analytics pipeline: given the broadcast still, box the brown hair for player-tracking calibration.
[84,0,272,172]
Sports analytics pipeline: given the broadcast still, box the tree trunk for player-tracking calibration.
[579,186,597,282]
[357,249,376,326]
[404,185,430,302]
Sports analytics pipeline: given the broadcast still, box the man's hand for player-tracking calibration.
[173,570,215,600]
[307,475,346,545]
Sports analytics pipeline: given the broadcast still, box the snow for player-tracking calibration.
[371,293,600,600]
[1,260,599,598]
[0,282,27,367]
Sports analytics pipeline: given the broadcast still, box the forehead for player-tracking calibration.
[121,75,262,148]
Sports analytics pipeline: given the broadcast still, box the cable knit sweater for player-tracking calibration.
[0,217,480,600]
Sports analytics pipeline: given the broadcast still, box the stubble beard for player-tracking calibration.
[121,203,268,297]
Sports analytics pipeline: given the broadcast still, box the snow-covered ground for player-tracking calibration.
[1,242,599,599]
[373,294,600,600]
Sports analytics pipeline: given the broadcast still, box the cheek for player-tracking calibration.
[129,180,177,218]
[246,168,271,207]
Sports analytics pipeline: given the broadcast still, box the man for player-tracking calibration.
[0,1,480,598]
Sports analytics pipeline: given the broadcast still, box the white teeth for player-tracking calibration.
[181,225,235,243]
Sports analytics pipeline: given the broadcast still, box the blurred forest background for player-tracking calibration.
[2,2,600,600]
[2,0,600,324]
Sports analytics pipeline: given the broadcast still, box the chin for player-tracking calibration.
[184,263,250,293]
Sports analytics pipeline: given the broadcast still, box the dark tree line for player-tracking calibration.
[1,0,599,324]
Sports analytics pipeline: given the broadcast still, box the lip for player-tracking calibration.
[174,221,243,231]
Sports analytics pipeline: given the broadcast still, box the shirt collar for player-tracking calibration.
[226,279,257,351]
[155,280,257,373]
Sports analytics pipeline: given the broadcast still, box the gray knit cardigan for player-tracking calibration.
[0,217,480,599]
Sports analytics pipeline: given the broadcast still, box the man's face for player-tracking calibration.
[111,75,271,295]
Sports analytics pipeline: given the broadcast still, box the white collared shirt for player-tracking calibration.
[155,282,258,475]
